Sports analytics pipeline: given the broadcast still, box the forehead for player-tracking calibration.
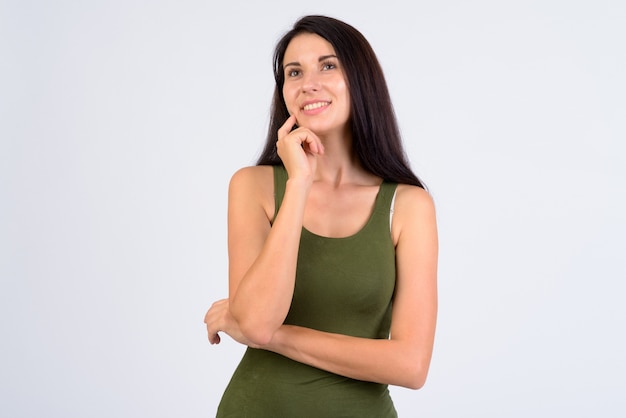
[283,33,336,63]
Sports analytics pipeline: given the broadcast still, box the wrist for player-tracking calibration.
[285,177,313,193]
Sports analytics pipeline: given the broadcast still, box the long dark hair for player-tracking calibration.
[257,15,425,188]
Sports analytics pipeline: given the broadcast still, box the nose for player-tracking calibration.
[301,70,321,93]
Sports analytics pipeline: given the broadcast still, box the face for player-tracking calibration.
[282,33,351,136]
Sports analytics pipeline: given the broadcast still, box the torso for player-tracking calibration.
[216,164,399,417]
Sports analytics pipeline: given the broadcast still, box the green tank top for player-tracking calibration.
[216,165,398,417]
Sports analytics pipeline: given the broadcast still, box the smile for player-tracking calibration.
[303,101,331,111]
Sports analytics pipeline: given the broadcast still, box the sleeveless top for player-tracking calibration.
[216,165,398,417]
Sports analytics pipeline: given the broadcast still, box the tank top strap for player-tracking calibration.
[273,164,288,222]
[369,181,398,235]
[373,182,398,215]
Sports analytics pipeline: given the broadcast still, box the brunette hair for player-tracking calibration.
[257,15,425,188]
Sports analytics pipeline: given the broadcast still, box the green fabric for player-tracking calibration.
[216,165,398,417]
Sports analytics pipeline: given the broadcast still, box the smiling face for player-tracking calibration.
[282,33,351,137]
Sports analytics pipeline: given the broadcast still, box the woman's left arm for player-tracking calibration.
[264,185,438,389]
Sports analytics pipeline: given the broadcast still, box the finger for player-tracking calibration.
[301,132,324,155]
[203,307,216,324]
[204,299,227,322]
[277,115,297,139]
[206,319,221,344]
[208,331,221,345]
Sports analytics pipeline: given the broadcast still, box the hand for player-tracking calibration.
[276,115,324,182]
[204,298,258,347]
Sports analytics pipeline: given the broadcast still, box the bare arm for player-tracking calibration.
[227,116,325,345]
[262,185,438,389]
[227,166,309,345]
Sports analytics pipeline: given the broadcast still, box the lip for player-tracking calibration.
[301,100,331,115]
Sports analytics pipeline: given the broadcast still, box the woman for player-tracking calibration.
[204,15,438,417]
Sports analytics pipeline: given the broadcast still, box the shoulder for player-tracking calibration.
[229,165,274,189]
[230,164,274,181]
[395,184,435,214]
[228,165,275,222]
[391,184,437,245]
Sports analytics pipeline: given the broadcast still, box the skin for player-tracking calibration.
[204,33,438,389]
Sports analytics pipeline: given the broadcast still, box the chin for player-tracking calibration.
[301,122,333,134]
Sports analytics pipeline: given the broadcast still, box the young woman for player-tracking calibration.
[204,15,438,417]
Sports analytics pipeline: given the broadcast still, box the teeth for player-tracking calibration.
[303,102,329,111]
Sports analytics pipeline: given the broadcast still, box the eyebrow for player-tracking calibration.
[284,54,338,69]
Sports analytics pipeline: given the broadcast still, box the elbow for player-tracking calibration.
[400,361,430,390]
[240,322,275,347]
[231,308,278,346]
[229,299,283,347]
[404,374,427,390]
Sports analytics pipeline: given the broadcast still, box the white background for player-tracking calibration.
[1,0,625,416]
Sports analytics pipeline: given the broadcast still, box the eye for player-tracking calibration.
[286,68,301,77]
[321,61,337,71]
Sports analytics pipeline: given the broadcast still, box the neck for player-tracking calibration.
[313,132,376,187]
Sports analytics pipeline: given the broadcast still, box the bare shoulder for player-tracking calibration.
[229,165,275,221]
[395,184,435,214]
[392,184,437,243]
[230,165,274,189]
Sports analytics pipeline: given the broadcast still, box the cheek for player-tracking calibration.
[282,87,298,113]
[338,83,350,111]
[333,79,349,100]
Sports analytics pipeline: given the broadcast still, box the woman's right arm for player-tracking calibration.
[227,166,308,345]
[228,116,324,346]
